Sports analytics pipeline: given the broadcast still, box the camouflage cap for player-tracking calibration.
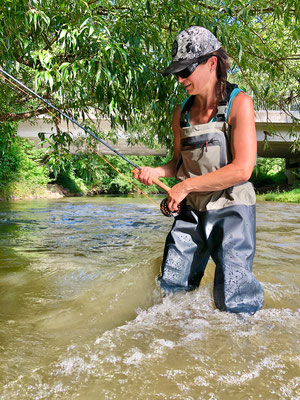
[162,26,221,76]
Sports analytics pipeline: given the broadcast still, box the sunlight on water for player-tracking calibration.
[0,197,299,399]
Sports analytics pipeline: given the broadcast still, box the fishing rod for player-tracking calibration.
[0,66,179,217]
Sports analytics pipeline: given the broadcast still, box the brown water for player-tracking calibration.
[0,197,299,400]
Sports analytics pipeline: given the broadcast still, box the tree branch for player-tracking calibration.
[238,17,299,81]
[0,108,49,122]
[16,56,35,69]
[41,32,53,50]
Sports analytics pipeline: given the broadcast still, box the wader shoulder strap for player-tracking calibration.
[180,96,195,128]
[216,82,239,166]
[215,82,238,122]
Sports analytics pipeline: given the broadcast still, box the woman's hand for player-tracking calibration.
[132,167,161,186]
[167,181,189,212]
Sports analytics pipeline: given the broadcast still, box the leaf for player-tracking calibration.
[237,42,243,62]
[146,0,152,15]
[33,13,38,31]
[46,71,54,90]
[89,25,95,36]
[59,62,70,70]
[59,29,68,40]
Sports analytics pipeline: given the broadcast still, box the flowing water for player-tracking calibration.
[0,196,299,400]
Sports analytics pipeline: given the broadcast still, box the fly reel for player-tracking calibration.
[160,197,181,217]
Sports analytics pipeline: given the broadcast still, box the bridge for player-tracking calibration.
[18,110,299,183]
[254,111,299,183]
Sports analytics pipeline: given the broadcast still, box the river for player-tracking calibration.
[0,196,299,400]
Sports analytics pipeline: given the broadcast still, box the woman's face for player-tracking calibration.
[177,57,217,96]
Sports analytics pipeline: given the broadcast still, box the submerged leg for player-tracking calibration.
[205,205,264,314]
[159,207,210,293]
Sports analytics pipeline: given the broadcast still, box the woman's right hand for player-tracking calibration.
[132,167,161,186]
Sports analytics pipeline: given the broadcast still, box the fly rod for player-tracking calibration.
[0,66,179,216]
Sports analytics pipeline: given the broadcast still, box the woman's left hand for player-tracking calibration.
[167,181,188,212]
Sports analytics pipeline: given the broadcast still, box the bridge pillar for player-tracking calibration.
[285,157,300,184]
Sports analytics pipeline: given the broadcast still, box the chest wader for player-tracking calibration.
[159,84,264,314]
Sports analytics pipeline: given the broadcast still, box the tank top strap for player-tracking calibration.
[225,88,243,121]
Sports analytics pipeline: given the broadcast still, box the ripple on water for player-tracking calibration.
[0,199,299,400]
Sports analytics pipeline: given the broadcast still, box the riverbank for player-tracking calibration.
[1,135,299,203]
[1,182,299,203]
[0,184,74,202]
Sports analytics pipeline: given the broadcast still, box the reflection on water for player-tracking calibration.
[0,197,299,399]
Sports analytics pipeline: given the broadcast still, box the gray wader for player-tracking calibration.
[159,85,264,314]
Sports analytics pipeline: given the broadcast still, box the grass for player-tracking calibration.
[256,188,300,203]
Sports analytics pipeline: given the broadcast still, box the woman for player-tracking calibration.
[133,26,264,314]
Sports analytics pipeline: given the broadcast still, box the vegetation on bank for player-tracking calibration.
[0,123,177,200]
[0,124,49,199]
[0,124,299,203]
[256,188,300,203]
[250,157,300,203]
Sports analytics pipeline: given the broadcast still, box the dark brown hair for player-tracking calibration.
[199,48,230,101]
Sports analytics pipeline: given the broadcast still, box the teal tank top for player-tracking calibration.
[181,87,243,126]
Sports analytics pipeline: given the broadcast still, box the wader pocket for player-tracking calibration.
[177,132,227,179]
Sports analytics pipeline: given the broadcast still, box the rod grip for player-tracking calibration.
[152,177,171,193]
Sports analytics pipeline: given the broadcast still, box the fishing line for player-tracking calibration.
[0,67,179,216]
[0,67,140,168]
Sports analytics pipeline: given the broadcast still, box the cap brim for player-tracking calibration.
[162,59,199,76]
[162,53,216,77]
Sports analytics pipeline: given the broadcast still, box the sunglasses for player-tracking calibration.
[174,55,213,79]
[174,62,199,79]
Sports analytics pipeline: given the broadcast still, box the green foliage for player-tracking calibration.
[0,0,298,149]
[0,123,49,198]
[56,153,176,195]
[55,170,88,194]
[250,157,287,187]
[38,128,73,179]
[0,122,21,191]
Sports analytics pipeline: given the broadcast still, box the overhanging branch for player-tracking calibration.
[0,108,49,122]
